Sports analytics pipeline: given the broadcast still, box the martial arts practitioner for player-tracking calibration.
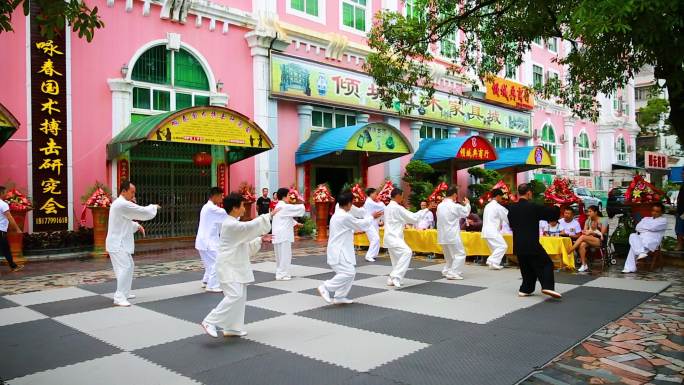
[317,192,372,305]
[622,202,668,273]
[415,201,435,230]
[436,186,471,279]
[271,187,306,280]
[202,193,279,338]
[362,188,385,262]
[507,183,561,299]
[195,187,228,292]
[383,188,429,287]
[481,189,510,270]
[105,181,159,307]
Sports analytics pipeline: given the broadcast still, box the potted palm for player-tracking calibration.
[81,182,113,257]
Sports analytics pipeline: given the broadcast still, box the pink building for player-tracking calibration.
[0,0,638,238]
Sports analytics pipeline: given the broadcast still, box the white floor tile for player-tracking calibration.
[255,277,322,292]
[354,275,426,290]
[584,277,670,293]
[0,306,47,327]
[248,292,328,314]
[5,287,96,306]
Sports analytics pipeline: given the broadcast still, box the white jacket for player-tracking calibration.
[635,216,668,251]
[436,198,470,244]
[327,208,372,266]
[271,201,306,244]
[383,200,428,248]
[195,200,228,251]
[363,198,386,228]
[105,196,158,254]
[481,200,509,239]
[215,214,271,284]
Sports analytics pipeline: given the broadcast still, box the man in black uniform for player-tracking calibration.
[507,183,562,299]
[256,188,271,215]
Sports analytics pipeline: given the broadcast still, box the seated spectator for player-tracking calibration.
[567,205,608,272]
[558,207,582,239]
[539,220,549,235]
[460,205,483,232]
[622,203,668,273]
[545,219,561,236]
[414,201,435,230]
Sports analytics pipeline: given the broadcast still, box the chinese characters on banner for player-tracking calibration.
[644,151,668,170]
[30,7,69,231]
[456,136,496,161]
[484,76,534,110]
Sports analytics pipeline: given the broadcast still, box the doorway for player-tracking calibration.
[314,166,354,198]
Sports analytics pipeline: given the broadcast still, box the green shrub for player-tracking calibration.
[298,216,316,237]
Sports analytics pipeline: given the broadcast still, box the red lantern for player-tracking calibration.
[192,152,212,168]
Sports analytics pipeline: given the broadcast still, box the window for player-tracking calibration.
[635,87,648,101]
[533,65,543,88]
[342,0,367,32]
[532,37,542,45]
[311,109,356,130]
[290,0,319,17]
[492,135,512,149]
[540,123,557,165]
[131,46,211,114]
[616,137,627,163]
[405,0,421,19]
[440,31,459,59]
[577,132,591,171]
[505,63,517,79]
[419,125,449,139]
[546,38,557,52]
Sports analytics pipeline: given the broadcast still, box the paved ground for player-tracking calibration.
[0,242,678,385]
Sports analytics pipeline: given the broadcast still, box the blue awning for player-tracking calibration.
[295,122,412,165]
[670,166,683,183]
[484,146,553,172]
[412,136,497,168]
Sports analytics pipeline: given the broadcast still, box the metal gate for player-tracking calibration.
[130,141,212,238]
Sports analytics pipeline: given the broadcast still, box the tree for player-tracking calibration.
[0,0,104,42]
[365,0,684,145]
[402,160,438,210]
[637,98,670,133]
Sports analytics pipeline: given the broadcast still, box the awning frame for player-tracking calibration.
[484,145,554,173]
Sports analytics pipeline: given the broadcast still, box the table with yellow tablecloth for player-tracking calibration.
[354,228,575,270]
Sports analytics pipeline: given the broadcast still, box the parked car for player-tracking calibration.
[606,187,628,218]
[573,187,602,211]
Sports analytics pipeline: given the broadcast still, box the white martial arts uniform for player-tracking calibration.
[436,198,470,276]
[481,200,510,267]
[105,196,158,304]
[415,210,435,230]
[383,201,429,282]
[271,200,306,279]
[203,214,271,332]
[323,207,372,299]
[622,216,667,273]
[195,200,228,290]
[362,198,385,260]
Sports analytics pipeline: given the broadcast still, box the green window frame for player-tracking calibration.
[291,0,319,17]
[577,133,590,170]
[533,65,543,88]
[440,31,459,59]
[342,0,367,32]
[546,38,557,52]
[492,135,512,149]
[616,137,627,162]
[533,37,542,45]
[174,49,210,91]
[312,109,356,130]
[505,63,517,79]
[541,124,556,165]
[131,45,170,85]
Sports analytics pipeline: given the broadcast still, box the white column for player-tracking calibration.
[409,121,422,149]
[563,116,575,175]
[596,125,615,190]
[448,126,460,138]
[356,113,370,124]
[296,105,313,192]
[384,116,402,185]
[107,79,133,136]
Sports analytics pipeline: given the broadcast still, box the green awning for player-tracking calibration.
[0,103,19,148]
[107,106,274,163]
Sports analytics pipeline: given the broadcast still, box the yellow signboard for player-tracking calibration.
[344,124,410,154]
[148,107,272,149]
[526,146,553,166]
[485,76,534,110]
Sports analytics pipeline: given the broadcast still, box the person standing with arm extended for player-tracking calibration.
[383,188,429,288]
[105,180,159,307]
[481,189,510,270]
[436,186,471,280]
[362,188,386,262]
[507,183,561,299]
[195,187,229,292]
[271,187,306,280]
[0,186,23,273]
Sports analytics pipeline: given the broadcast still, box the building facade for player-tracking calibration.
[0,0,638,236]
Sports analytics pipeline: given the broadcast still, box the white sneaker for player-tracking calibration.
[446,273,464,280]
[637,253,648,260]
[222,329,248,337]
[365,257,376,262]
[577,264,588,272]
[386,277,394,286]
[113,300,131,307]
[441,270,449,277]
[205,288,222,293]
[317,285,332,304]
[621,269,636,274]
[276,275,292,281]
[333,297,354,305]
[392,277,402,288]
[201,322,218,338]
[201,282,207,288]
[127,294,136,299]
[518,292,533,297]
[489,263,503,270]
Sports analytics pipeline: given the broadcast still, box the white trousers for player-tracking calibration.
[623,233,648,272]
[441,243,466,275]
[203,282,247,331]
[199,250,219,289]
[274,242,292,279]
[387,243,412,280]
[484,235,508,266]
[365,226,380,260]
[324,262,356,299]
[109,250,134,303]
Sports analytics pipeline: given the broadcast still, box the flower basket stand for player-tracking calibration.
[315,202,329,242]
[90,206,110,258]
[240,202,254,222]
[7,209,28,263]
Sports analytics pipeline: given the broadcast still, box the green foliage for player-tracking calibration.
[466,167,501,201]
[637,98,670,131]
[297,216,316,237]
[402,160,436,209]
[0,0,104,42]
[365,0,684,144]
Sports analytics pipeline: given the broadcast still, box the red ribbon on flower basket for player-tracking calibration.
[427,182,449,205]
[4,188,32,211]
[238,182,257,203]
[624,174,668,204]
[80,187,113,225]
[478,180,514,206]
[312,184,335,204]
[351,184,366,207]
[543,177,581,205]
[377,180,395,205]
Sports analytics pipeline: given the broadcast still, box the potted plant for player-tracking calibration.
[3,186,32,260]
[81,181,113,257]
[238,182,256,221]
[312,184,334,241]
[624,174,667,222]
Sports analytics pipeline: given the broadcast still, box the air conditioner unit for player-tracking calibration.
[559,134,567,143]
[533,129,539,140]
